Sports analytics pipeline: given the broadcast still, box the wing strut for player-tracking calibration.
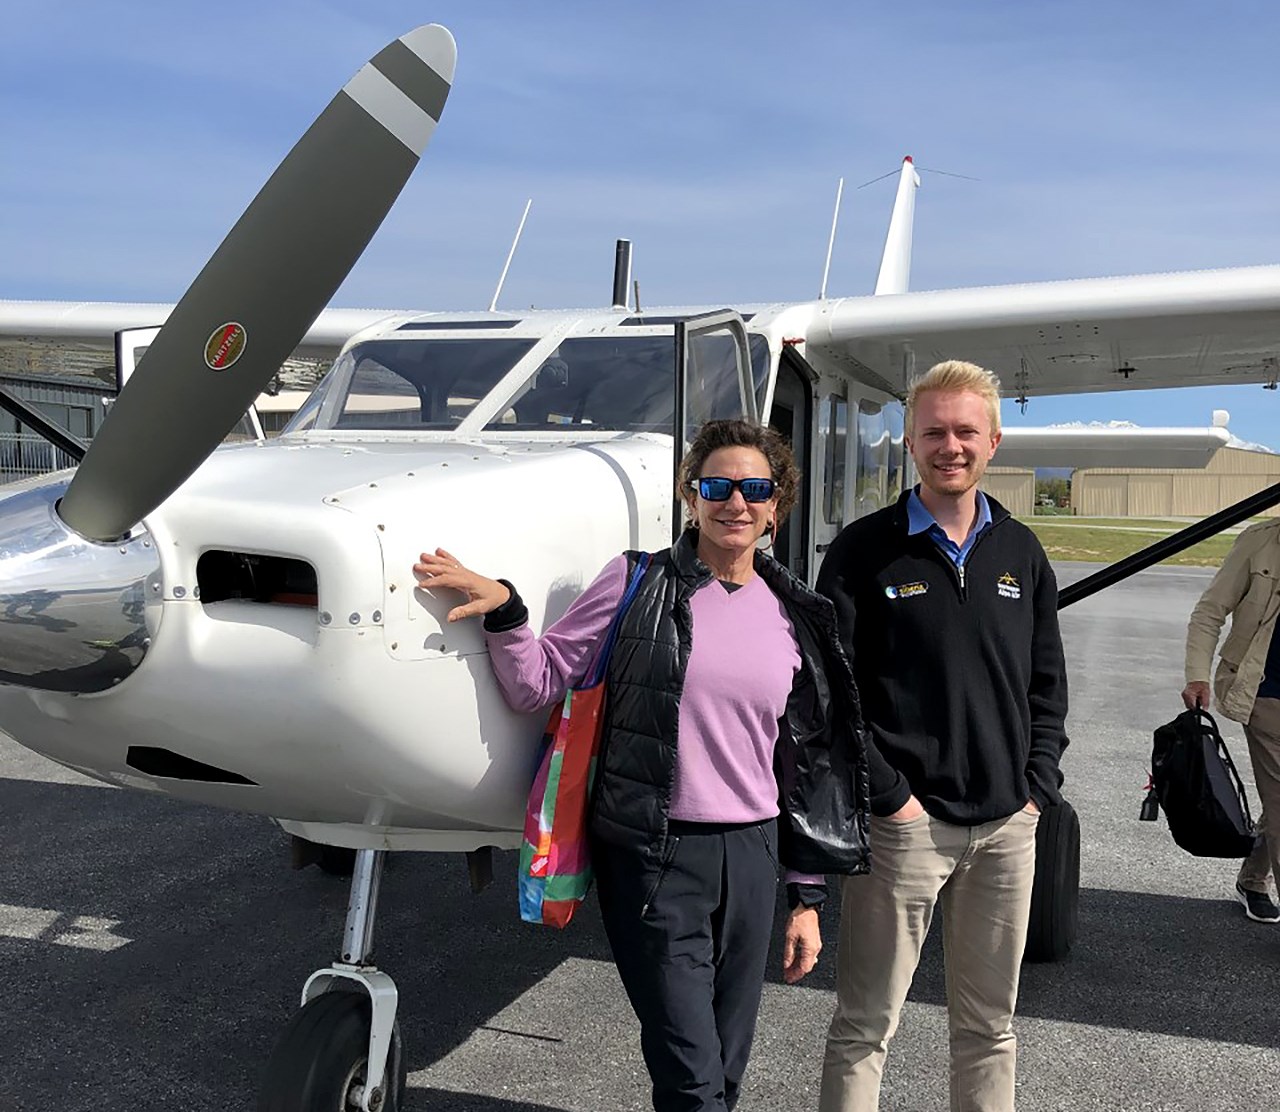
[1057,482,1280,609]
[0,385,86,462]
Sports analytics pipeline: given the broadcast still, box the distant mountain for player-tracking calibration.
[1226,434,1277,454]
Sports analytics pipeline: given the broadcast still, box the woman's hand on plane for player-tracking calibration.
[412,548,511,622]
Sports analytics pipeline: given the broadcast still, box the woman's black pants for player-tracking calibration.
[593,819,778,1112]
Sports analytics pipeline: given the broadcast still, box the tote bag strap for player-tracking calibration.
[583,552,651,689]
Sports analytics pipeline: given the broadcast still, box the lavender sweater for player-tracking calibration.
[485,555,821,883]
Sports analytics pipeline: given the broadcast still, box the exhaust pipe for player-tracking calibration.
[612,239,632,310]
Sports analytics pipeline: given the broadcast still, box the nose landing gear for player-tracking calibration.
[259,849,406,1111]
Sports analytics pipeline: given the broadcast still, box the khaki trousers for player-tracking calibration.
[1236,696,1280,895]
[819,809,1040,1112]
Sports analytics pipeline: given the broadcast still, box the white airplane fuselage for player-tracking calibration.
[0,306,906,851]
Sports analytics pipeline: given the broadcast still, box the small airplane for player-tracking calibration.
[2,20,1280,1112]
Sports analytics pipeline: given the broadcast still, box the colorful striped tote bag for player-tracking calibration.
[518,552,650,927]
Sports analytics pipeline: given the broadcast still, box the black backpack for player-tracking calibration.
[1146,708,1257,858]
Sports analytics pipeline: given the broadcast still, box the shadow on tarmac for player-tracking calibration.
[786,883,1280,1049]
[1,774,1278,1110]
[407,1092,572,1111]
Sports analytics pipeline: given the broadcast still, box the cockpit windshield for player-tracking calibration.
[282,330,769,435]
[283,338,536,433]
[484,334,770,432]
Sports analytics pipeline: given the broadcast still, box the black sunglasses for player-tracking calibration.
[690,476,776,503]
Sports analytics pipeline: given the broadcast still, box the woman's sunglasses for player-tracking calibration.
[690,477,776,503]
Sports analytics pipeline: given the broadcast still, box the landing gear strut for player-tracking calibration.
[260,849,406,1111]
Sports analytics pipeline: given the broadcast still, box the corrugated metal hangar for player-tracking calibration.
[980,466,1035,516]
[1072,446,1280,518]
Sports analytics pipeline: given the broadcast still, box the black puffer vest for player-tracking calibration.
[590,530,872,884]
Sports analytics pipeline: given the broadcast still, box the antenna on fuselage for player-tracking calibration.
[818,177,844,301]
[488,198,532,312]
[612,239,633,310]
[874,156,920,295]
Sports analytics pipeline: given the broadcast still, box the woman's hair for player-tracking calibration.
[677,418,801,525]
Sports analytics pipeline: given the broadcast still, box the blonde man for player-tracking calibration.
[816,360,1069,1112]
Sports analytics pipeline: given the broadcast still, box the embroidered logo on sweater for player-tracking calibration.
[885,581,928,600]
[997,572,1022,599]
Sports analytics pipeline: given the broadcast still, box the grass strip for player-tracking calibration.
[1022,522,1235,567]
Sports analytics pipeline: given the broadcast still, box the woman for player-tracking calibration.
[413,419,871,1112]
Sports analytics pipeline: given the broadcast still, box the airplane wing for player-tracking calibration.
[996,426,1231,469]
[0,300,409,384]
[806,265,1280,397]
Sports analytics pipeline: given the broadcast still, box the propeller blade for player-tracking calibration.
[58,24,457,541]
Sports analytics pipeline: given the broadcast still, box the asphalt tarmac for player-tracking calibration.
[1,563,1277,1111]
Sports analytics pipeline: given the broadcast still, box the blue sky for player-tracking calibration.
[3,1,1280,447]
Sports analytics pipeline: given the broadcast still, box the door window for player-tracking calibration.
[821,394,848,527]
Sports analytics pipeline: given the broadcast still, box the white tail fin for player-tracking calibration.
[874,156,920,296]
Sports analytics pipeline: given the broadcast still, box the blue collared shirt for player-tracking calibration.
[906,487,993,568]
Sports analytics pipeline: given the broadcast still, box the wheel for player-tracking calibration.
[258,990,406,1111]
[1022,798,1080,963]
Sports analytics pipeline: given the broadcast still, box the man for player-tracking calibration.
[815,360,1069,1112]
[1182,515,1280,923]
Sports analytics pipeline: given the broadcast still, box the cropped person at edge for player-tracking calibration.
[413,419,873,1112]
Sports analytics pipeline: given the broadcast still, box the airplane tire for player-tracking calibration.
[1022,798,1080,964]
[258,990,406,1112]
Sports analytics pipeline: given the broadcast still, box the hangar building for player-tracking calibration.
[1071,445,1280,518]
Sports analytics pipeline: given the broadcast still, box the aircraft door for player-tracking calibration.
[672,310,758,540]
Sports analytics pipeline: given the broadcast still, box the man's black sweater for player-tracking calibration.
[816,490,1069,824]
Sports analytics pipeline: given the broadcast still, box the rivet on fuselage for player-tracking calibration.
[349,613,360,625]
[174,586,187,598]
[372,611,382,623]
[320,612,332,626]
